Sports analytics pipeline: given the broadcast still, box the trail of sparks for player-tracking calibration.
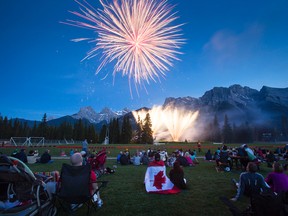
[63,0,184,95]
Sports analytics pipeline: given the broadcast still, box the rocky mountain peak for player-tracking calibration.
[71,106,130,124]
[163,96,200,109]
[200,85,258,107]
[162,84,288,126]
[260,86,288,107]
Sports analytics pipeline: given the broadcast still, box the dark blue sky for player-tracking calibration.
[1,0,288,121]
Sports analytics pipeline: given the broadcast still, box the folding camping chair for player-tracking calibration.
[55,163,108,215]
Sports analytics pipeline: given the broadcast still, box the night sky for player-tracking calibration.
[1,0,288,121]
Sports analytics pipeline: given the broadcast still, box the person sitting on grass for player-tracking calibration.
[167,152,177,167]
[176,152,189,167]
[184,152,195,166]
[169,161,186,189]
[265,162,288,193]
[116,151,122,164]
[37,149,53,164]
[266,150,277,168]
[69,149,74,156]
[16,149,27,163]
[190,151,199,164]
[216,145,231,168]
[60,150,67,157]
[27,150,38,164]
[132,152,141,166]
[140,152,150,165]
[231,162,270,201]
[149,153,165,166]
[205,149,213,161]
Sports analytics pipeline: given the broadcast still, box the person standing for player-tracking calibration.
[82,139,88,153]
[197,141,202,153]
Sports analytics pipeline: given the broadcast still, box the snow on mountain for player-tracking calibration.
[71,106,130,124]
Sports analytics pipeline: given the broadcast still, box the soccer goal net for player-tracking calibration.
[10,137,45,146]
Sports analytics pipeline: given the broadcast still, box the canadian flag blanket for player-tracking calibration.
[144,164,180,194]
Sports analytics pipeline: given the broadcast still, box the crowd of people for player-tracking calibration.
[115,143,288,201]
[204,143,288,172]
[10,148,54,164]
[117,147,201,168]
[2,141,288,213]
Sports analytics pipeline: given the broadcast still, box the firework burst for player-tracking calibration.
[64,0,184,94]
[133,106,199,142]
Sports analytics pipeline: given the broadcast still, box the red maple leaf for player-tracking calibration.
[153,171,166,189]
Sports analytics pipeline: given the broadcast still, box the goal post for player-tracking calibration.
[29,137,45,146]
[10,137,45,146]
[10,137,29,146]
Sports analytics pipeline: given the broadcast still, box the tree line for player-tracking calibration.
[0,112,287,144]
[0,113,154,144]
[200,114,288,143]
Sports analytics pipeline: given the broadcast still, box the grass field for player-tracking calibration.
[0,142,285,215]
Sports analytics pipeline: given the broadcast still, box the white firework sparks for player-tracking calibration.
[64,0,184,94]
[133,106,199,142]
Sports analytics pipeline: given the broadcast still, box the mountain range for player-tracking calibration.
[163,84,288,126]
[10,84,288,130]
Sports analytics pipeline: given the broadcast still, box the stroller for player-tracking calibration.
[87,149,107,178]
[0,155,56,216]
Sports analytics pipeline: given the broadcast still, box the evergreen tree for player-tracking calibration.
[281,115,288,139]
[22,122,30,137]
[233,121,253,143]
[2,117,12,139]
[13,119,22,137]
[59,121,73,140]
[121,115,132,144]
[135,115,143,144]
[38,113,48,137]
[86,125,98,144]
[142,113,153,144]
[204,122,213,142]
[99,124,108,144]
[212,114,222,142]
[115,118,120,143]
[73,119,85,140]
[31,121,38,137]
[109,118,120,144]
[46,126,57,140]
[0,115,3,139]
[222,114,233,144]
